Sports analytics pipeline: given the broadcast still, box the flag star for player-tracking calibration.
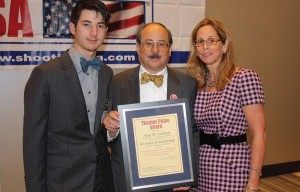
[44,2,49,8]
[67,0,72,4]
[61,25,66,30]
[56,32,61,37]
[54,20,58,25]
[62,5,67,11]
[58,13,63,18]
[49,27,54,32]
[65,29,70,34]
[64,18,69,23]
[51,7,56,13]
[46,14,52,20]
[55,0,61,6]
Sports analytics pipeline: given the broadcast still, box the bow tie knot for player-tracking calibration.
[141,72,164,87]
[80,57,100,74]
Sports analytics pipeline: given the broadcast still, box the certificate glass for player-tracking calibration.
[118,98,197,192]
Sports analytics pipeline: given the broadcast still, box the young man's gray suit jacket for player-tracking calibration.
[23,51,115,192]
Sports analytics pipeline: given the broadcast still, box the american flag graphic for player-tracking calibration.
[105,1,145,38]
[43,0,145,39]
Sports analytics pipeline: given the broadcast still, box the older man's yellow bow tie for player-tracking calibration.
[141,72,164,87]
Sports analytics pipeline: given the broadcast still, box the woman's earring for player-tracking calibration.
[222,50,226,54]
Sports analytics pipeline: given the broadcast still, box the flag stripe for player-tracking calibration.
[107,24,144,38]
[108,4,144,23]
[105,2,144,14]
[105,1,144,38]
[109,15,144,33]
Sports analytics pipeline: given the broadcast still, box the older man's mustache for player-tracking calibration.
[148,54,161,59]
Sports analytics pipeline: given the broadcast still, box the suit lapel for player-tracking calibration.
[94,62,108,135]
[125,66,140,103]
[60,52,89,127]
[167,67,182,100]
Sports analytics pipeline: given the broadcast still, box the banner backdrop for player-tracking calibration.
[0,0,205,69]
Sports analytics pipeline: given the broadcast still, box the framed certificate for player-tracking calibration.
[118,98,197,192]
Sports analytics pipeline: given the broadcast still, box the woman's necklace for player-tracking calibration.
[205,72,218,87]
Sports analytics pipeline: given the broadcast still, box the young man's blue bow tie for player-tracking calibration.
[80,57,100,74]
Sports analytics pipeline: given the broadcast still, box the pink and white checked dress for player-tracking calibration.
[190,68,265,192]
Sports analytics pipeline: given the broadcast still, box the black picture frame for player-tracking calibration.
[118,98,197,192]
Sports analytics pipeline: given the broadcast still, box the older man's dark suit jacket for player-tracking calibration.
[110,65,199,192]
[23,51,114,192]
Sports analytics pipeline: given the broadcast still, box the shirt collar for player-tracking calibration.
[69,46,82,72]
[139,65,167,76]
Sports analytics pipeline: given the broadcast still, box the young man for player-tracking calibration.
[23,0,114,191]
[104,22,199,192]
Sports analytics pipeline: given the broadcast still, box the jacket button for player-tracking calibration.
[90,160,96,163]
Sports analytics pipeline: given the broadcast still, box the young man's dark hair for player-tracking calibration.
[71,0,111,26]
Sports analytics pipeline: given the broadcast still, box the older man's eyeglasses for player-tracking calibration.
[193,38,222,47]
[141,40,170,50]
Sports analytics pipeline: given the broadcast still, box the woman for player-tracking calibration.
[188,18,266,192]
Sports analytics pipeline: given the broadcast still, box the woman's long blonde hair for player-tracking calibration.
[187,18,236,91]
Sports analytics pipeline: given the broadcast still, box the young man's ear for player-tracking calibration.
[70,22,76,35]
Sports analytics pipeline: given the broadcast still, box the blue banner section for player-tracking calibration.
[0,51,190,65]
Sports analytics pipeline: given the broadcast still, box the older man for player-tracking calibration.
[104,22,199,192]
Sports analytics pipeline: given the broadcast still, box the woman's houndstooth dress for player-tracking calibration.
[190,68,264,192]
